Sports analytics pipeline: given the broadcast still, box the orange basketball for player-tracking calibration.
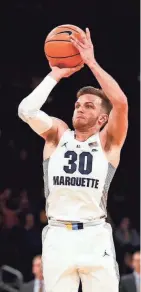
[44,24,84,68]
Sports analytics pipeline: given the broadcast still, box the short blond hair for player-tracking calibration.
[76,86,112,115]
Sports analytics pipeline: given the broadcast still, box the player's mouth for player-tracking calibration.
[76,115,85,119]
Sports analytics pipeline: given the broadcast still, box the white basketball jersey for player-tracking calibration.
[43,129,116,222]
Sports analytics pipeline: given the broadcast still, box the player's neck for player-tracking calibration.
[74,127,99,142]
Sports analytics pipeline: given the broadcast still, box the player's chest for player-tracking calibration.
[48,141,108,178]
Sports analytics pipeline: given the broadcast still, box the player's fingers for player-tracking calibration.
[86,27,92,43]
[70,37,78,49]
[70,38,80,49]
[71,34,85,44]
[74,27,86,38]
[70,63,84,73]
[75,63,84,70]
[78,32,87,45]
[49,62,59,70]
[70,35,86,49]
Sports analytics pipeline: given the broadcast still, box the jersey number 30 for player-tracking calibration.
[63,151,93,175]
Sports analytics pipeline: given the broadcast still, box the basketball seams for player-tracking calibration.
[57,26,78,33]
[45,40,71,44]
[45,53,80,59]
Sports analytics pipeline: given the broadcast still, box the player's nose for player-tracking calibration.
[77,106,84,113]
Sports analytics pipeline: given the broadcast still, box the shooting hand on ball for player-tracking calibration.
[49,64,84,82]
[70,28,95,67]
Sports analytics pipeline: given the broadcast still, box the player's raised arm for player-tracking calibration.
[89,61,128,147]
[70,28,128,147]
[18,73,57,139]
[18,65,83,140]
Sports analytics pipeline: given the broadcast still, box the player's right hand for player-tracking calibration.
[49,63,84,82]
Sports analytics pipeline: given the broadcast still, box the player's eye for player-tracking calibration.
[85,104,93,109]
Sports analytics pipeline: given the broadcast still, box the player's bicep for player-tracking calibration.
[27,115,56,139]
[106,103,128,147]
[41,117,69,141]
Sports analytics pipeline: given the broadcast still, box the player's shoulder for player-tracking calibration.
[51,117,68,129]
[51,117,69,140]
[43,116,70,145]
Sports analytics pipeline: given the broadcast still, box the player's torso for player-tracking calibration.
[43,129,116,222]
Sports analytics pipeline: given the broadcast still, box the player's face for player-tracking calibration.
[72,94,105,130]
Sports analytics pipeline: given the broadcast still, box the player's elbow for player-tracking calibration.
[18,101,24,120]
[121,97,128,115]
[18,101,26,121]
[18,99,34,122]
[121,94,128,108]
[115,94,128,111]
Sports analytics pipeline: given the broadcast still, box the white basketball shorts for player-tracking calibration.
[42,220,119,292]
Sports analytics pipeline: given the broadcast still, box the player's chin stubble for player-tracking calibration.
[72,117,88,131]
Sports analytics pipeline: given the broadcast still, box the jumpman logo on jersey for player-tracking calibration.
[103,250,110,257]
[61,142,68,148]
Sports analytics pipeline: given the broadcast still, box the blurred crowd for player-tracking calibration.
[0,187,46,281]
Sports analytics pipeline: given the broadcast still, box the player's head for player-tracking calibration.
[32,255,43,280]
[72,86,112,131]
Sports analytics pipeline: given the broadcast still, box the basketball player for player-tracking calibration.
[18,28,128,292]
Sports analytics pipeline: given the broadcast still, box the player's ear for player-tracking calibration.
[98,114,108,126]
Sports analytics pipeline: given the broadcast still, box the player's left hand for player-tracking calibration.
[49,63,84,81]
[70,28,95,67]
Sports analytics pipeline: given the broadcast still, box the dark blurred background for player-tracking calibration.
[0,0,140,289]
